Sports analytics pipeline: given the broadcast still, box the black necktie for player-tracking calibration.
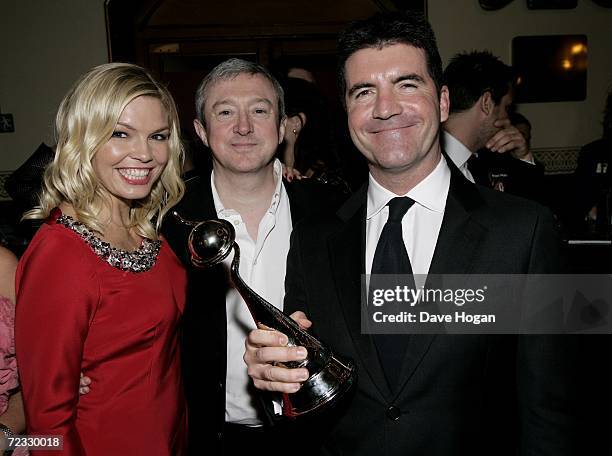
[371,197,415,275]
[370,197,415,390]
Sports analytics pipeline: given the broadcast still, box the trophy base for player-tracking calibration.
[282,353,356,418]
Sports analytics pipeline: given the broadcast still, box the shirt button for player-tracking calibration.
[217,432,223,440]
[218,381,224,390]
[386,405,401,421]
[233,220,240,226]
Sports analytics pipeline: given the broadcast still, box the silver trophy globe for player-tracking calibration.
[173,212,356,417]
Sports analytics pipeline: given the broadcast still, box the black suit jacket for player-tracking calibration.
[283,160,577,455]
[569,138,612,235]
[471,148,546,204]
[162,171,345,455]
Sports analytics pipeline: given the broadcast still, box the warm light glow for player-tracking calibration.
[562,59,572,70]
[571,43,586,54]
[516,76,523,85]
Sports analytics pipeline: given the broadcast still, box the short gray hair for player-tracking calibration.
[195,58,285,125]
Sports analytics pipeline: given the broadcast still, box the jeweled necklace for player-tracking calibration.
[56,214,161,272]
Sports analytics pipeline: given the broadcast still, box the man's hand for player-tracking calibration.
[244,311,312,393]
[486,118,533,161]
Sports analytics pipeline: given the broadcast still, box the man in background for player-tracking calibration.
[442,51,544,202]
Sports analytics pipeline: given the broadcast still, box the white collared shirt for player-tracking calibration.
[443,130,475,183]
[443,129,536,178]
[365,155,450,286]
[211,159,293,425]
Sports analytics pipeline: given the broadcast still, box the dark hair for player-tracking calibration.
[604,87,612,139]
[509,111,531,129]
[337,12,444,106]
[443,51,514,114]
[282,77,339,174]
[195,58,285,125]
[272,56,313,78]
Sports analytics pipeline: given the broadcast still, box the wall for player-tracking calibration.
[428,0,612,151]
[2,1,610,172]
[0,0,108,174]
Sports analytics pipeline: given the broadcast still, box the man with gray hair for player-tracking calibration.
[163,58,342,455]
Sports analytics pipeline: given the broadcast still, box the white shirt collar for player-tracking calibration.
[366,154,450,220]
[211,158,284,217]
[443,130,473,169]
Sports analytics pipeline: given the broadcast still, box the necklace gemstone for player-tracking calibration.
[56,214,161,272]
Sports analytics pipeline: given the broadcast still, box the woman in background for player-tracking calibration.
[280,77,350,193]
[0,246,89,456]
[15,63,186,455]
[0,245,26,456]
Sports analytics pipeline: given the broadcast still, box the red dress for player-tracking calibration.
[15,212,187,455]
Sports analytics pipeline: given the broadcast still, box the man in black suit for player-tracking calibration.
[570,88,612,236]
[244,13,576,455]
[442,51,545,203]
[163,58,342,455]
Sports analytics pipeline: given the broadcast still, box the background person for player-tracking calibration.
[0,246,90,456]
[442,51,545,203]
[0,245,26,456]
[570,87,612,236]
[280,77,350,192]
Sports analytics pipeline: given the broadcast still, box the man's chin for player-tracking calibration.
[368,148,440,174]
[368,150,418,169]
[216,158,275,175]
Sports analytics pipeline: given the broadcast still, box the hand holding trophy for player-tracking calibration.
[173,211,356,417]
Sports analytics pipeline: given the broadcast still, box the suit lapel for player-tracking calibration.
[200,175,228,349]
[178,173,228,354]
[429,164,487,275]
[395,163,488,398]
[328,185,394,401]
[284,179,302,226]
[183,173,218,220]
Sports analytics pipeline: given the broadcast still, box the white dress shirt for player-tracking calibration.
[442,130,475,183]
[443,130,537,181]
[211,159,293,425]
[365,155,450,287]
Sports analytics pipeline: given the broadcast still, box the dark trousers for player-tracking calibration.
[222,421,307,455]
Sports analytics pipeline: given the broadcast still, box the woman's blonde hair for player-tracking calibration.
[25,62,184,239]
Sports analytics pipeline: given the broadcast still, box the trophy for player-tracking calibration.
[173,211,356,417]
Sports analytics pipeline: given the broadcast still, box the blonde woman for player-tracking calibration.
[15,63,186,455]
